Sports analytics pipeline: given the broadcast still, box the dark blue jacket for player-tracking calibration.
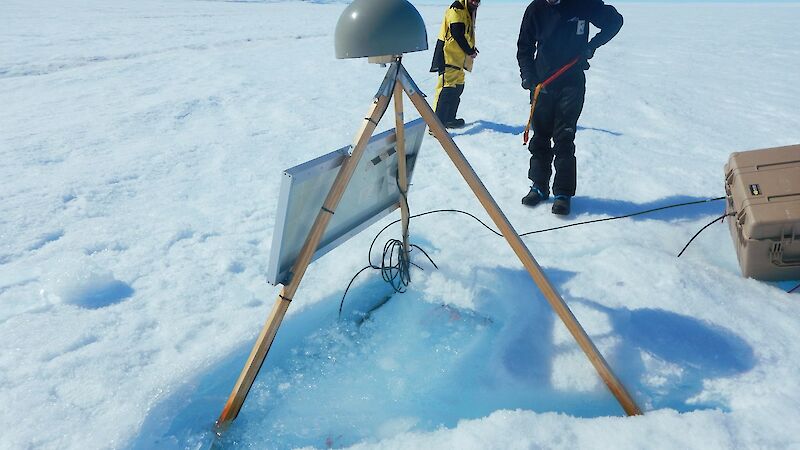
[517,0,623,84]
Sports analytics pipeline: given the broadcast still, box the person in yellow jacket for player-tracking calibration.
[430,0,480,129]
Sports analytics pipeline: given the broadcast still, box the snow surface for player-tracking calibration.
[2,1,800,449]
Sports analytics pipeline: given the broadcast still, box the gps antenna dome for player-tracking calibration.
[334,0,428,59]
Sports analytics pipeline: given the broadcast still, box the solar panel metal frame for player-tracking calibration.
[266,118,426,286]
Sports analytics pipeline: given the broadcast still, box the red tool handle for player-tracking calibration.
[541,57,580,88]
[522,57,581,145]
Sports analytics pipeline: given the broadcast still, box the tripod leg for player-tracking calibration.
[393,80,410,260]
[397,65,642,417]
[216,69,397,430]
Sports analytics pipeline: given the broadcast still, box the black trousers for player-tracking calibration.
[528,73,586,197]
[435,84,464,124]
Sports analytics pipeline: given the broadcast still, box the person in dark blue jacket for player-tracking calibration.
[517,0,622,215]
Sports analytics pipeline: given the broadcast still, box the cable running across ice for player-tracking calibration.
[339,196,741,315]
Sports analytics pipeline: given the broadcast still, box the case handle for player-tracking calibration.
[770,241,800,268]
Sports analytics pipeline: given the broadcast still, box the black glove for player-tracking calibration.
[521,77,534,90]
[584,45,596,60]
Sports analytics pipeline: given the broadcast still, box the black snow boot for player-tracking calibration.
[551,195,571,215]
[445,118,466,129]
[522,186,549,207]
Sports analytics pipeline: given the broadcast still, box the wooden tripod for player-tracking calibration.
[216,59,642,431]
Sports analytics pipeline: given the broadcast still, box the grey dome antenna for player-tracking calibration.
[335,0,428,63]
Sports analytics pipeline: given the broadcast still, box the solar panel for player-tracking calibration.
[266,118,426,286]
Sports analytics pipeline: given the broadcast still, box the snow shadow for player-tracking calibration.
[452,120,621,137]
[40,271,135,309]
[568,296,756,412]
[455,120,524,136]
[134,266,753,449]
[776,279,800,294]
[478,267,753,416]
[570,195,726,221]
[577,125,623,136]
[70,279,134,309]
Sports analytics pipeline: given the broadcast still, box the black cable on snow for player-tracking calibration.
[521,196,726,237]
[339,196,727,317]
[677,212,734,258]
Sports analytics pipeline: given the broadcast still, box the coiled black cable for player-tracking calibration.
[338,164,438,318]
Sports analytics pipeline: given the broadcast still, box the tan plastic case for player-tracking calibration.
[725,144,800,280]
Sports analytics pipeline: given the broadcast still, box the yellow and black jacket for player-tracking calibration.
[430,0,476,74]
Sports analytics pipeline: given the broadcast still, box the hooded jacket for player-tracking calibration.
[430,0,477,74]
[517,0,622,84]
